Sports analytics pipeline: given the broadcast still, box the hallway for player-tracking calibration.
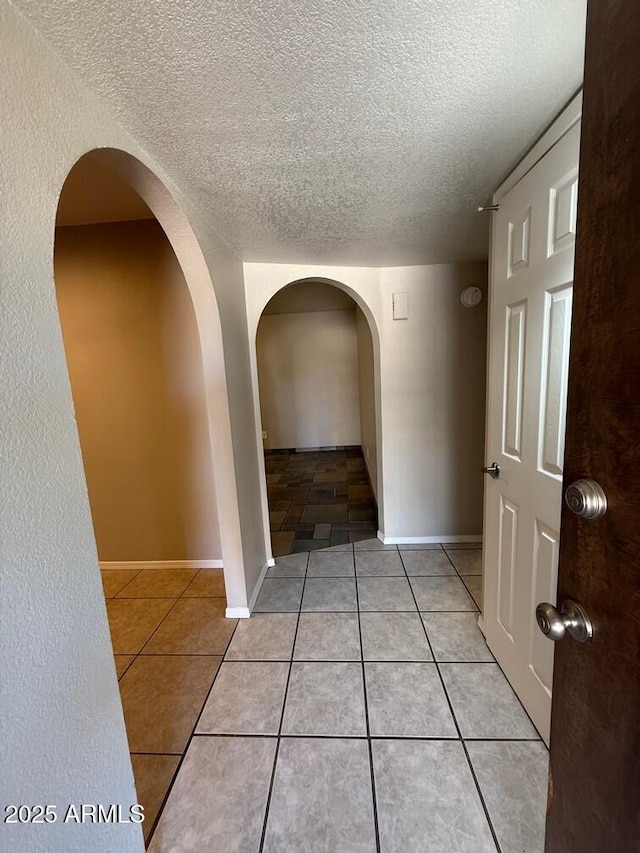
[139,541,548,852]
[266,447,377,556]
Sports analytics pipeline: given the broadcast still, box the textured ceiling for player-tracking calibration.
[14,0,586,265]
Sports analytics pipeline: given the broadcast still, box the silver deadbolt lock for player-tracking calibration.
[536,600,593,643]
[565,479,607,520]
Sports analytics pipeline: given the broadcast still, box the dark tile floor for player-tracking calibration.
[265,447,377,556]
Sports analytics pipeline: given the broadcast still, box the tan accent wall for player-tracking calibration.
[55,219,221,563]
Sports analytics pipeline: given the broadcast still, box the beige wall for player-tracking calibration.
[257,308,361,449]
[244,261,488,542]
[55,220,221,563]
[356,307,378,499]
[2,6,265,848]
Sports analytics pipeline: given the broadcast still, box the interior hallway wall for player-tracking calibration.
[244,262,488,542]
[356,306,378,500]
[1,5,265,850]
[55,219,222,563]
[257,306,361,450]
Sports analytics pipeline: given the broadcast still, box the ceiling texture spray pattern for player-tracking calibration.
[14,0,586,265]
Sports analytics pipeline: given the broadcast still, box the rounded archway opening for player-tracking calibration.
[254,277,383,558]
[53,147,249,841]
[53,149,247,606]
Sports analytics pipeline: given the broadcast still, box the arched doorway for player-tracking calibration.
[53,149,247,842]
[252,277,383,560]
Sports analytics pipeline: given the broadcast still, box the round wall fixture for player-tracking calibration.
[460,286,483,308]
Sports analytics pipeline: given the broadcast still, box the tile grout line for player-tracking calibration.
[354,550,382,853]
[258,549,310,853]
[188,732,542,742]
[398,549,503,853]
[145,604,242,846]
[439,550,543,741]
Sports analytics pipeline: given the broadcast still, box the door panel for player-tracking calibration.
[484,120,580,744]
[545,0,640,849]
[539,286,572,477]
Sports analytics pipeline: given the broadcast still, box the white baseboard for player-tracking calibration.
[247,560,271,613]
[99,559,224,570]
[378,534,483,545]
[267,557,276,567]
[226,606,251,619]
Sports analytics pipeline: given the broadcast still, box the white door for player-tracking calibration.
[483,120,580,744]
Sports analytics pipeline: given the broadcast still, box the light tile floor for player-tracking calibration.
[101,565,234,843]
[143,542,549,852]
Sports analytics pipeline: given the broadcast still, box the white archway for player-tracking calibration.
[55,148,248,613]
[250,275,385,561]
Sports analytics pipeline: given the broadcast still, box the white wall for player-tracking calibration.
[244,261,487,547]
[0,6,266,851]
[356,307,378,499]
[257,309,361,449]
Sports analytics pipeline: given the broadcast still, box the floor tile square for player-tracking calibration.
[267,552,308,578]
[349,528,378,543]
[365,663,457,737]
[141,598,236,655]
[119,655,221,753]
[225,613,297,660]
[354,538,397,551]
[301,504,348,523]
[400,549,456,575]
[440,663,539,739]
[130,753,180,843]
[115,568,197,598]
[357,577,416,611]
[360,612,432,661]
[355,551,404,576]
[313,522,332,539]
[106,598,175,654]
[114,655,135,679]
[254,578,304,612]
[302,578,357,611]
[197,662,289,735]
[422,612,493,662]
[294,613,361,660]
[101,568,140,599]
[372,740,496,852]
[307,551,354,577]
[282,662,366,735]
[292,538,330,552]
[182,568,226,597]
[271,531,296,557]
[148,736,276,853]
[463,575,483,608]
[320,541,353,552]
[445,548,483,575]
[409,576,477,611]
[263,738,376,853]
[467,740,549,853]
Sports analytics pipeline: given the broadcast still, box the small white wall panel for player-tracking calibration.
[548,171,578,257]
[502,301,527,460]
[508,206,531,277]
[497,495,519,638]
[539,286,573,477]
[528,520,559,695]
